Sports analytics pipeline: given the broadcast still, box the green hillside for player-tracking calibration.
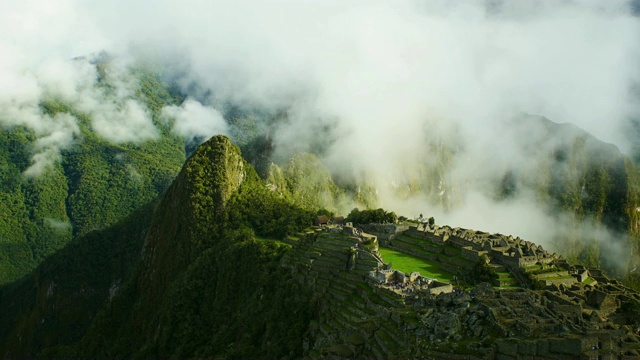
[0,135,315,357]
[2,61,640,358]
[0,201,154,355]
[266,152,348,213]
[2,134,640,359]
[0,67,186,285]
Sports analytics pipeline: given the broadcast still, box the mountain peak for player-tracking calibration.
[141,134,246,281]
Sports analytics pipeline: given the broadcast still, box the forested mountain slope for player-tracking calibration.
[3,134,640,359]
[1,57,640,359]
[2,57,639,291]
[0,201,154,354]
[0,135,315,357]
[365,114,640,282]
[499,116,640,282]
[0,67,186,285]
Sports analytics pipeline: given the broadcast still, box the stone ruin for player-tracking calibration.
[368,269,453,296]
[404,224,577,286]
[279,223,640,359]
[408,224,556,265]
[340,225,380,252]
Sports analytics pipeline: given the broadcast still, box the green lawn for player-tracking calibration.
[378,247,454,282]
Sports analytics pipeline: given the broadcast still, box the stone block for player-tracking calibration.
[549,338,582,355]
[536,339,549,356]
[518,340,537,355]
[495,355,516,360]
[496,339,518,357]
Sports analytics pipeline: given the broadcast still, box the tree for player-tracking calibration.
[346,207,397,224]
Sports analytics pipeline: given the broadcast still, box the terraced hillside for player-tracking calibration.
[281,224,640,359]
[282,228,433,358]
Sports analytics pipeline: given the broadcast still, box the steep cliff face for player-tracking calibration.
[3,130,640,359]
[139,135,246,292]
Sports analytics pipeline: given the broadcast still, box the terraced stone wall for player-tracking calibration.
[461,246,486,262]
[359,224,410,243]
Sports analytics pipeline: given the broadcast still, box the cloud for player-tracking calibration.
[87,0,638,193]
[20,113,81,177]
[0,0,159,174]
[8,1,638,157]
[44,218,72,232]
[42,57,160,144]
[0,0,167,172]
[0,55,159,174]
[162,99,228,143]
[90,98,159,143]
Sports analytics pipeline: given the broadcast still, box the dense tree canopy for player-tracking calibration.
[0,67,185,285]
[346,207,398,224]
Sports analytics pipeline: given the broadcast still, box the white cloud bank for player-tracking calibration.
[162,99,228,144]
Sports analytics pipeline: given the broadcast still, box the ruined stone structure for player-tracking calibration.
[405,224,557,268]
[279,224,640,359]
[382,224,581,288]
[358,223,411,244]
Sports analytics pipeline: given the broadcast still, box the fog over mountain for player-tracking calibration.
[2,0,640,267]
